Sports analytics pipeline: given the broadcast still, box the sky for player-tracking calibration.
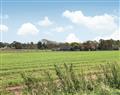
[0,0,119,43]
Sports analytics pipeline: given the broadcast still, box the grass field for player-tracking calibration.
[0,50,120,88]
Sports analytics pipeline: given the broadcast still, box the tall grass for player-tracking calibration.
[21,63,120,95]
[100,63,120,89]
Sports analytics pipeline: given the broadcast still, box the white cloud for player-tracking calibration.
[17,23,39,36]
[66,25,74,30]
[65,33,80,43]
[0,24,8,32]
[53,25,73,32]
[63,10,117,32]
[54,26,65,32]
[94,29,120,41]
[38,16,53,27]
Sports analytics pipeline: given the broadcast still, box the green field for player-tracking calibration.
[0,50,120,88]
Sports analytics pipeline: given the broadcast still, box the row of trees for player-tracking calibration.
[0,39,120,51]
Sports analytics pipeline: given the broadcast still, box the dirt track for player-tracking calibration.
[6,86,23,95]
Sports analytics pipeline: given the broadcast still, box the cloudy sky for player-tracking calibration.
[0,0,119,43]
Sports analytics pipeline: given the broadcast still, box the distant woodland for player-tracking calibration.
[0,39,120,51]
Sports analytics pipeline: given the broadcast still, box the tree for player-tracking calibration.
[42,43,47,49]
[27,42,35,49]
[0,42,5,48]
[98,39,116,50]
[37,41,42,49]
[11,41,22,49]
[70,42,80,50]
[81,41,98,51]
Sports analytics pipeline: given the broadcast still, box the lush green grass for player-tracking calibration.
[0,51,120,87]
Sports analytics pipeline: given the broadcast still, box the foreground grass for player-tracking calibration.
[20,63,120,95]
[1,63,120,95]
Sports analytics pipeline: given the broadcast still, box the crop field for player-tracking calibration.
[0,50,120,88]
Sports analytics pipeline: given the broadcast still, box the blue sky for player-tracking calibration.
[0,0,119,43]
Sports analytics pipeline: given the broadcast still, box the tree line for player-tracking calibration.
[0,39,120,51]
